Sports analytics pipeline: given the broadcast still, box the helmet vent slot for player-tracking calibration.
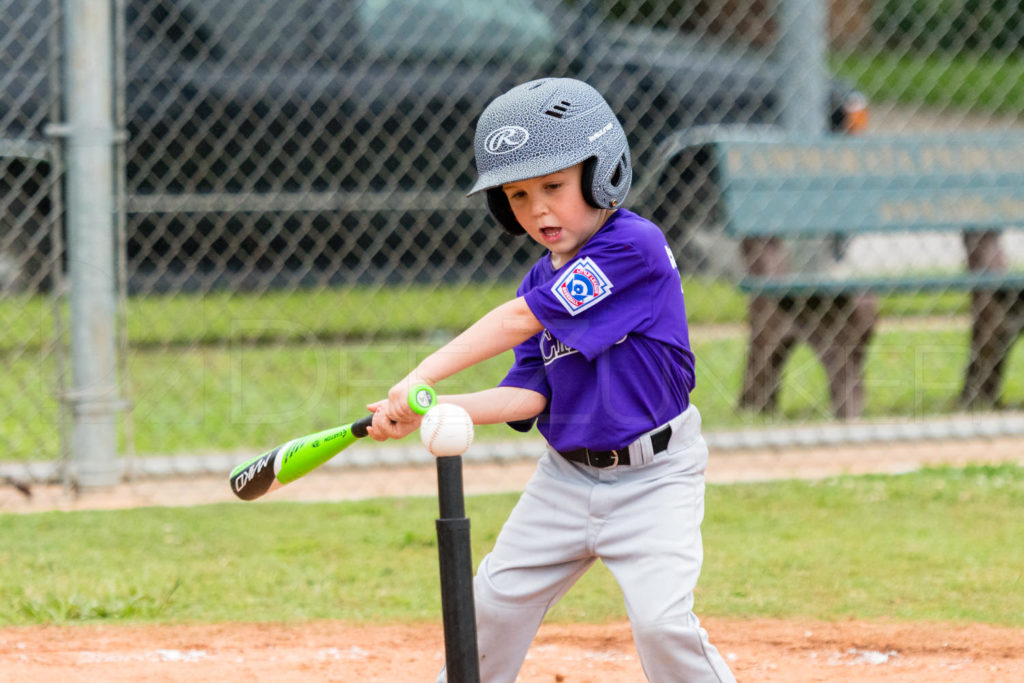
[610,164,622,187]
[543,100,575,119]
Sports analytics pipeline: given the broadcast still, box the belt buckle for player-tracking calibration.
[586,449,619,468]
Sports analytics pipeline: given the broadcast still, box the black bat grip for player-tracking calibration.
[351,414,375,438]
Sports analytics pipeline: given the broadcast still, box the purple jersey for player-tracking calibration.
[500,209,695,452]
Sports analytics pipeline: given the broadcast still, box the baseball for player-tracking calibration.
[419,403,474,457]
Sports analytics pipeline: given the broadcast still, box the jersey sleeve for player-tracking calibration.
[498,331,551,400]
[523,232,671,360]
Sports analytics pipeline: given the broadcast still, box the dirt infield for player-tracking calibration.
[2,618,1023,681]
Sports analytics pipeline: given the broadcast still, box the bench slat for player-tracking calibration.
[721,133,1024,185]
[740,272,1024,296]
[717,133,1024,237]
[724,186,1024,236]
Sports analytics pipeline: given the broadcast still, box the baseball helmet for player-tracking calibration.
[467,78,633,236]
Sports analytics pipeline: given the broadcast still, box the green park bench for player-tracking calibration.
[711,132,1024,419]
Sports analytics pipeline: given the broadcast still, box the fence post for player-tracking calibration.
[778,0,829,135]
[62,0,122,488]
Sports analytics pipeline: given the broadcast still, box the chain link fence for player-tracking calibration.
[3,0,1024,485]
[0,0,68,479]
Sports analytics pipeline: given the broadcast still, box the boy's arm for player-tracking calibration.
[443,386,547,425]
[369,296,543,433]
[415,296,542,385]
[366,386,547,441]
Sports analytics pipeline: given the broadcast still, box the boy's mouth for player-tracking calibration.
[540,226,562,241]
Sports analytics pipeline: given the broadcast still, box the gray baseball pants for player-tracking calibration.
[437,405,735,682]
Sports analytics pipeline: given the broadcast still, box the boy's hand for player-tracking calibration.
[385,373,434,424]
[365,399,421,441]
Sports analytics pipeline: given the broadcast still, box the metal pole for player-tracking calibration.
[435,455,480,683]
[778,0,828,135]
[62,0,122,488]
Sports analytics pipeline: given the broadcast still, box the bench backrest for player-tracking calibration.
[716,132,1024,238]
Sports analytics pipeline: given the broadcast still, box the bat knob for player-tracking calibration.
[409,384,438,415]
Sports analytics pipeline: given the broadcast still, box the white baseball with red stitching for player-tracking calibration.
[419,403,474,457]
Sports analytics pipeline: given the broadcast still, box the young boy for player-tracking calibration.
[367,77,735,683]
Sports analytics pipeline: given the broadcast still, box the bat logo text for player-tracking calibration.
[232,450,274,492]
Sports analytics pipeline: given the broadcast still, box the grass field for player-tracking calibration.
[8,322,1023,460]
[1,463,1021,627]
[3,281,1004,462]
[0,280,970,353]
[836,50,1024,115]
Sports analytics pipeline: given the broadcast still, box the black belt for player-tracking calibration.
[558,424,673,468]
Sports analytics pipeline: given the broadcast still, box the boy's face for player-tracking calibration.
[501,163,612,269]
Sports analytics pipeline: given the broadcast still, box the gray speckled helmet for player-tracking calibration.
[468,78,633,235]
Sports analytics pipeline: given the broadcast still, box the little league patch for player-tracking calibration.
[552,257,614,315]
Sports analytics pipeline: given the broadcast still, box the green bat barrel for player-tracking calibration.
[228,419,366,501]
[276,420,367,484]
[229,385,437,501]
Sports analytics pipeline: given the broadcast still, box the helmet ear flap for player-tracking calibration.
[486,188,526,236]
[580,157,599,208]
[581,151,631,209]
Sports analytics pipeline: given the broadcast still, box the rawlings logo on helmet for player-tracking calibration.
[484,125,530,155]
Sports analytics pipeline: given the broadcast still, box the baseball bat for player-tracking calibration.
[229,384,437,501]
